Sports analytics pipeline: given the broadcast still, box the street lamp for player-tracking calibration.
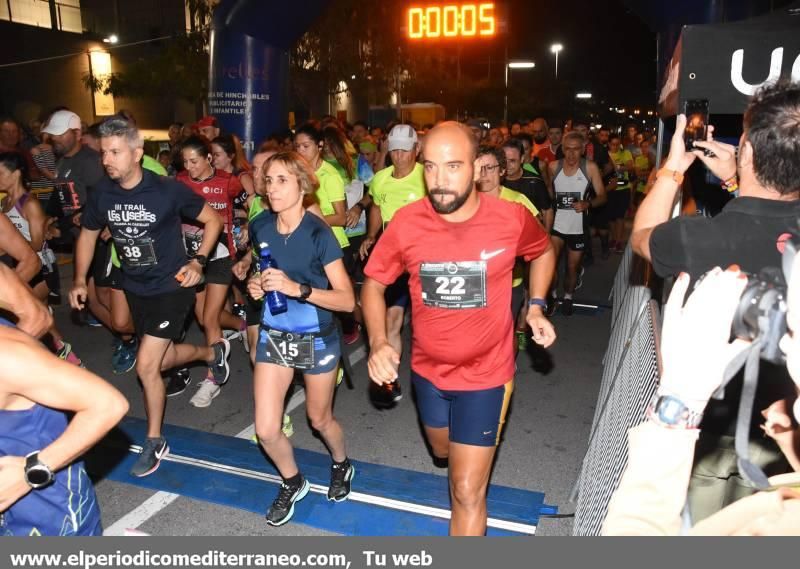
[505,60,535,124]
[550,43,563,79]
[576,93,592,99]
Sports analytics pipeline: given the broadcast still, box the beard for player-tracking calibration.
[427,181,474,214]
[533,134,547,144]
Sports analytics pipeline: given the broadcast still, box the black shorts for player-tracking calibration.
[109,266,123,290]
[606,189,631,221]
[203,256,233,286]
[245,294,262,327]
[342,237,366,283]
[91,240,115,288]
[385,273,410,309]
[510,285,525,318]
[551,230,587,252]
[124,287,194,341]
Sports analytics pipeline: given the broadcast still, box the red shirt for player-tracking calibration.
[365,194,550,390]
[536,146,558,164]
[177,169,242,257]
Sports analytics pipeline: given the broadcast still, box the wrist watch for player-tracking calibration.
[528,298,547,309]
[298,283,312,300]
[192,254,208,268]
[24,451,55,489]
[647,393,703,429]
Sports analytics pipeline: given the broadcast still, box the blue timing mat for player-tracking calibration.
[97,417,557,536]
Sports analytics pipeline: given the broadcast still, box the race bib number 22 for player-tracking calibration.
[419,261,487,309]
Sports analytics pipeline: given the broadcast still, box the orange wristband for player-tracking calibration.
[656,168,684,184]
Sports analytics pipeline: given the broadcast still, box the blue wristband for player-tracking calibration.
[528,298,547,309]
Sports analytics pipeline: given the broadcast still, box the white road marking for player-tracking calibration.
[104,344,369,535]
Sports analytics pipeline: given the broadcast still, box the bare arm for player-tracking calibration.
[323,199,347,229]
[0,326,129,512]
[239,172,255,198]
[257,258,355,313]
[362,277,400,384]
[23,196,47,253]
[359,202,384,260]
[69,227,101,309]
[0,264,52,337]
[0,214,40,283]
[631,116,697,262]
[588,162,607,208]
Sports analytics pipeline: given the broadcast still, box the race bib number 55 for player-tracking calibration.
[419,261,487,309]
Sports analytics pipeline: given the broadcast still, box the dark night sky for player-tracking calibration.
[508,0,657,107]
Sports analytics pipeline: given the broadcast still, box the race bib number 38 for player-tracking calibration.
[114,236,157,268]
[419,261,487,309]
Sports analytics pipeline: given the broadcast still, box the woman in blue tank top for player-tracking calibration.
[0,316,128,536]
[247,152,356,527]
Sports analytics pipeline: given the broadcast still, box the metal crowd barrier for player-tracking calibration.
[572,244,663,536]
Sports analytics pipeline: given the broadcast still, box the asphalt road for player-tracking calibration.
[51,244,620,537]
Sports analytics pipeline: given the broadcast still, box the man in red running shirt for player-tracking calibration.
[362,121,557,535]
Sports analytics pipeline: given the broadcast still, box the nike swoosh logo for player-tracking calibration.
[480,248,505,260]
[483,430,493,435]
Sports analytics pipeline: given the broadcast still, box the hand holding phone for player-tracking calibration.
[683,99,709,152]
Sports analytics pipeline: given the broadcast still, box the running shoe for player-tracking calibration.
[342,324,361,345]
[209,338,231,385]
[561,298,574,316]
[113,338,138,375]
[516,330,529,351]
[327,460,355,502]
[545,296,558,317]
[251,414,293,444]
[130,437,168,477]
[86,314,103,327]
[166,368,192,397]
[266,477,310,526]
[231,303,247,320]
[57,341,84,367]
[282,414,294,437]
[575,267,585,291]
[189,378,221,408]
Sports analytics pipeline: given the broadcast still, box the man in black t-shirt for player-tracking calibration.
[631,79,800,522]
[69,117,230,479]
[502,138,553,232]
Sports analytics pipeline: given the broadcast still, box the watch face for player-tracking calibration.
[658,396,687,424]
[26,466,52,486]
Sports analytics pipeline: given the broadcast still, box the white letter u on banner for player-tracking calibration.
[730,47,784,95]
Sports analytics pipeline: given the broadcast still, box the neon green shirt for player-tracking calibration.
[498,186,539,288]
[142,155,167,176]
[315,161,349,248]
[368,163,426,225]
[634,154,651,193]
[610,149,634,190]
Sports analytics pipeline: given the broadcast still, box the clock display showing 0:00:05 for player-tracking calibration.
[407,3,496,39]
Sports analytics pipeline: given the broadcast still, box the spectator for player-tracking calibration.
[603,258,800,535]
[631,79,800,522]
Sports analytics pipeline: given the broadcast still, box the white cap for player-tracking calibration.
[387,124,418,152]
[41,110,82,135]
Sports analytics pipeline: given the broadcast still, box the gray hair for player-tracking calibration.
[97,117,143,150]
[562,131,585,146]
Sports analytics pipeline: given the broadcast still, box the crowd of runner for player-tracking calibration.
[0,107,659,536]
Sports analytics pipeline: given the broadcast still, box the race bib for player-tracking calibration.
[556,192,581,210]
[114,236,157,268]
[419,261,487,309]
[184,231,203,255]
[263,329,315,370]
[55,182,80,214]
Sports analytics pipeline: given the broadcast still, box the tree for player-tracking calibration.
[82,0,215,116]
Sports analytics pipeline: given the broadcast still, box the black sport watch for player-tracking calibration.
[192,254,208,268]
[299,283,312,300]
[24,451,54,489]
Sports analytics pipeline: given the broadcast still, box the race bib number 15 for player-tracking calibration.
[419,261,487,309]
